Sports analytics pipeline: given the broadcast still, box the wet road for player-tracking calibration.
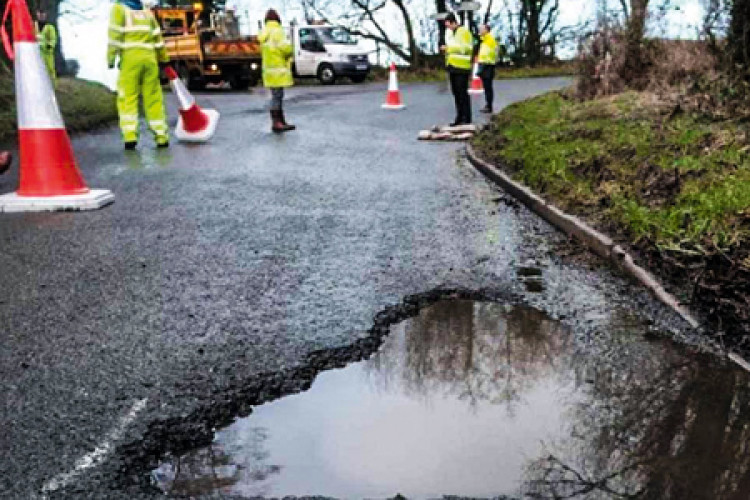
[0,79,703,498]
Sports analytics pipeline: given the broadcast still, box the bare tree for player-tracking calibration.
[503,0,561,66]
[301,0,423,66]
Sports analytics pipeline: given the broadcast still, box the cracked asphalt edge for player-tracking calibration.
[465,142,750,373]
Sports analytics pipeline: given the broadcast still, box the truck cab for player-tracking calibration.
[154,6,261,91]
[290,24,370,84]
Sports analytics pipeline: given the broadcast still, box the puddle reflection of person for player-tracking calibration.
[0,151,12,175]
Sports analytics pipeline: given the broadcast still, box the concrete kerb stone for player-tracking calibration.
[464,142,750,373]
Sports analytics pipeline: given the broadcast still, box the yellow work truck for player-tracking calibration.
[153,5,261,90]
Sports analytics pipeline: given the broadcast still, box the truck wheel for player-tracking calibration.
[187,70,206,92]
[177,65,190,87]
[350,75,367,83]
[229,76,250,91]
[317,64,336,85]
[187,77,206,92]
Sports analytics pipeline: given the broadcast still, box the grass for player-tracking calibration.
[473,90,750,259]
[0,74,117,143]
[367,62,576,83]
[473,89,750,342]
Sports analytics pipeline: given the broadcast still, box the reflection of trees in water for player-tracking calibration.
[523,341,750,499]
[366,300,571,411]
[154,427,281,497]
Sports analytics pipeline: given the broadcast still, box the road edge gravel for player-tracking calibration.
[465,142,750,373]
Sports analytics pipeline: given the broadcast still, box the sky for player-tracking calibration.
[59,0,706,89]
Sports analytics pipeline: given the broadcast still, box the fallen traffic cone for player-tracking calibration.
[381,63,406,110]
[164,66,220,142]
[469,58,484,95]
[0,0,114,213]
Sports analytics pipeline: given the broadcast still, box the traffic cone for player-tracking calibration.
[0,0,114,213]
[381,63,406,110]
[469,58,484,95]
[164,66,220,142]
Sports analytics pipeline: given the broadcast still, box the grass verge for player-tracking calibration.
[472,90,750,347]
[0,75,117,143]
[367,62,576,83]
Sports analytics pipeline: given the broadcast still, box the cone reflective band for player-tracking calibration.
[0,0,114,213]
[381,63,405,110]
[469,58,484,95]
[165,66,220,143]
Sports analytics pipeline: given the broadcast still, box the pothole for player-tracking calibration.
[150,299,750,499]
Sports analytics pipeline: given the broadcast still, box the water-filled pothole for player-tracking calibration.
[152,300,750,499]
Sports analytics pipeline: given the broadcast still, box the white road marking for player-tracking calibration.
[40,398,148,494]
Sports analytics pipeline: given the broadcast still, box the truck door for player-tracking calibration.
[296,28,324,76]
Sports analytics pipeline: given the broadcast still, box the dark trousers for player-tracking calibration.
[479,64,495,109]
[448,69,471,124]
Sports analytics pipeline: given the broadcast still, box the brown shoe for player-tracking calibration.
[0,151,12,175]
[280,109,296,131]
[271,110,286,133]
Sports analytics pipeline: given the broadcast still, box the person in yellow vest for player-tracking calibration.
[35,9,57,84]
[258,9,295,133]
[478,23,498,114]
[440,13,473,126]
[107,0,170,150]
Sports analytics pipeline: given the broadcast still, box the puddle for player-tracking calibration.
[152,300,750,499]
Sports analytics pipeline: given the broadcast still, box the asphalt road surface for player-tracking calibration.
[0,79,692,498]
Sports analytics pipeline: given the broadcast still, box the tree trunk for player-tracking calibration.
[525,1,541,65]
[730,0,750,70]
[436,0,446,47]
[622,0,648,86]
[393,0,420,67]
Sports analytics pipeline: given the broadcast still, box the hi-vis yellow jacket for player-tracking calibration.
[107,3,168,68]
[478,32,498,65]
[445,26,473,71]
[258,20,294,88]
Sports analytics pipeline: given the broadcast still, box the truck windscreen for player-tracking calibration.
[315,27,356,45]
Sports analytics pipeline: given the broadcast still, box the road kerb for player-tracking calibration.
[465,143,703,331]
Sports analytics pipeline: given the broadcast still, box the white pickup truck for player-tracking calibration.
[289,24,371,85]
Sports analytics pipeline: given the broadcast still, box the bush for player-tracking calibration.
[575,28,720,100]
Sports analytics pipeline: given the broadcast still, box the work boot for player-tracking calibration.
[270,110,286,133]
[279,109,296,131]
[480,105,493,114]
[0,150,12,175]
[124,141,137,151]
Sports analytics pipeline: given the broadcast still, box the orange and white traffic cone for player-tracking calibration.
[0,0,114,213]
[164,66,220,143]
[381,63,406,110]
[469,58,484,95]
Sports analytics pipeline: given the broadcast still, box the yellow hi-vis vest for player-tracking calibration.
[446,26,473,71]
[478,32,498,65]
[258,21,294,88]
[107,3,168,67]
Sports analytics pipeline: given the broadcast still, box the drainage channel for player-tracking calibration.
[152,300,750,499]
